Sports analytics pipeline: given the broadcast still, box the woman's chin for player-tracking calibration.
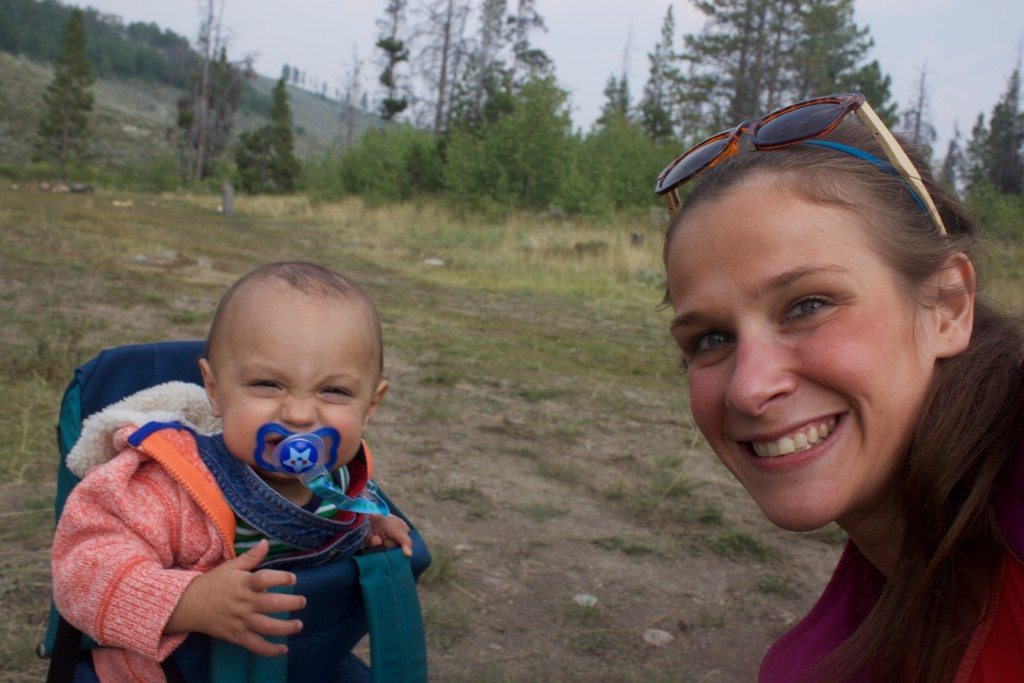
[758,503,838,533]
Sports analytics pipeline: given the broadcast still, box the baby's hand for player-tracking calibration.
[366,514,413,557]
[165,540,306,656]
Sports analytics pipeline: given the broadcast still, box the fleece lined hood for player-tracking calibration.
[67,381,221,478]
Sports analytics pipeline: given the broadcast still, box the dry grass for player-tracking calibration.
[5,186,1021,680]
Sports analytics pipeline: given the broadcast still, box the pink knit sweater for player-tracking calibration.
[51,426,233,683]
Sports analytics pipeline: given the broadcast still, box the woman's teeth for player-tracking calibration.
[751,418,837,458]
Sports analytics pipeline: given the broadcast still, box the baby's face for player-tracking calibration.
[200,283,386,481]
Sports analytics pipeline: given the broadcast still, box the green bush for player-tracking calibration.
[305,125,442,204]
[559,115,673,216]
[967,182,1024,242]
[445,77,573,213]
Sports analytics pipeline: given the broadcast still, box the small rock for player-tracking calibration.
[423,257,445,267]
[69,183,94,194]
[572,593,598,608]
[776,609,796,627]
[454,543,473,553]
[196,256,213,270]
[11,183,19,190]
[643,628,675,647]
[677,619,692,633]
[112,199,133,208]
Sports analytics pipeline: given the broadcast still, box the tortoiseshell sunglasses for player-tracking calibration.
[654,93,947,236]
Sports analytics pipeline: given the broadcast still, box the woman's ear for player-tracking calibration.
[929,252,975,359]
[198,358,222,418]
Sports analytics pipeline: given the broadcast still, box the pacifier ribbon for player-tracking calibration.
[253,423,390,516]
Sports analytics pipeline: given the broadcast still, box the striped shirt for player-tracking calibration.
[233,467,352,560]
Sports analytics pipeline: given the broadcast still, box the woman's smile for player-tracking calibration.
[746,416,838,458]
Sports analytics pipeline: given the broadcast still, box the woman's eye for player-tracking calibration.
[787,296,830,319]
[691,330,732,354]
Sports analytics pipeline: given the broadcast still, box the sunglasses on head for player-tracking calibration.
[654,92,947,236]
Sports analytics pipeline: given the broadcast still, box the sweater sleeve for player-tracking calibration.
[51,449,215,660]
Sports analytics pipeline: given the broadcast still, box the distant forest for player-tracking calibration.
[2,0,1021,226]
[0,0,196,88]
[0,0,275,117]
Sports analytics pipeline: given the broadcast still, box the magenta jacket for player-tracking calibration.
[759,439,1024,681]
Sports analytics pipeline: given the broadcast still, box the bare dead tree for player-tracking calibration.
[413,0,471,136]
[901,62,937,159]
[192,0,224,182]
[341,44,363,147]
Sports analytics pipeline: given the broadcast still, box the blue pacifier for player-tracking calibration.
[253,423,390,516]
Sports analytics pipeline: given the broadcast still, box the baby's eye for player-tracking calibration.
[786,296,831,319]
[250,380,280,389]
[322,386,354,398]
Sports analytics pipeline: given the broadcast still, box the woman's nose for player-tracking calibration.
[724,336,796,416]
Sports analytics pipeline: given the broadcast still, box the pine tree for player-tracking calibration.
[679,0,896,133]
[508,0,551,83]
[965,112,990,191]
[984,65,1024,194]
[841,59,897,126]
[446,0,510,131]
[35,7,94,178]
[939,122,965,195]
[376,0,410,123]
[235,76,301,193]
[597,74,630,128]
[638,6,678,142]
[680,0,801,131]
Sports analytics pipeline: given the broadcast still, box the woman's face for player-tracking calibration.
[665,179,950,534]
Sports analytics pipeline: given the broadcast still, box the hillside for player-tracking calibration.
[0,50,376,170]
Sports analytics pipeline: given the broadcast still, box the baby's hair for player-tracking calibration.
[205,261,384,376]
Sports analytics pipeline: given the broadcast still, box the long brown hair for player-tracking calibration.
[662,122,1024,681]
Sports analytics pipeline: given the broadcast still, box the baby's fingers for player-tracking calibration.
[252,588,306,615]
[250,612,303,639]
[249,568,297,592]
[236,629,292,658]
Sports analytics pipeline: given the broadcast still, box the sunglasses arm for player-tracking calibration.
[662,189,681,217]
[854,103,948,237]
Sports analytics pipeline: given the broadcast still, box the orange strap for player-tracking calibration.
[137,429,237,558]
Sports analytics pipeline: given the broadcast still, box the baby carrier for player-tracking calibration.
[40,340,431,682]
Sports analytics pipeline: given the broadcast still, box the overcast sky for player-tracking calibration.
[66,0,1024,151]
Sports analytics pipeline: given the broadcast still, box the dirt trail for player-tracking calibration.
[368,349,842,681]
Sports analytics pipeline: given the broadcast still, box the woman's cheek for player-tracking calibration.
[687,370,723,436]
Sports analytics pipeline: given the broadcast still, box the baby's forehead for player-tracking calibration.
[211,278,382,368]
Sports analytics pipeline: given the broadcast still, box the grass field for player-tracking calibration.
[2,184,1021,680]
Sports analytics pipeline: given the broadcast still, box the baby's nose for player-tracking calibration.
[281,395,317,427]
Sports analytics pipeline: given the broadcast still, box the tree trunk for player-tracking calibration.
[433,0,454,136]
[221,179,235,216]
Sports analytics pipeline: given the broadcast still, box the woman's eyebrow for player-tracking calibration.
[756,264,850,297]
[669,264,851,333]
[670,311,711,333]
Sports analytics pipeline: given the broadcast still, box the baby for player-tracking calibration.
[52,262,411,681]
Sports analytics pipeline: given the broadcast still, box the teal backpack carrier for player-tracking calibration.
[40,341,430,682]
